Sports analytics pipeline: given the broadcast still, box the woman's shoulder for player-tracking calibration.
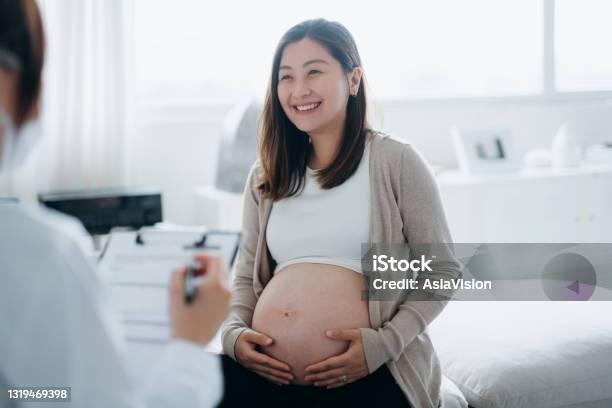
[247,159,262,181]
[367,129,423,167]
[368,129,437,197]
[243,159,264,199]
[1,204,90,253]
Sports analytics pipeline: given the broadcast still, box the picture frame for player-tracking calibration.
[450,127,520,174]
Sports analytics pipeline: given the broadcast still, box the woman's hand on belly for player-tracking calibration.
[252,263,371,384]
[234,329,294,385]
[304,328,369,389]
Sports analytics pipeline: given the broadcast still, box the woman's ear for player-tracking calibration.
[348,67,363,96]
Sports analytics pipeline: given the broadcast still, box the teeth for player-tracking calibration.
[296,102,320,112]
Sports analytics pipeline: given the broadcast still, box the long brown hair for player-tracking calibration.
[257,18,369,201]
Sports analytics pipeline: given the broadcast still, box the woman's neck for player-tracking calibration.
[308,135,341,170]
[307,117,345,170]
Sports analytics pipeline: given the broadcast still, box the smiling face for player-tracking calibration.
[277,38,360,135]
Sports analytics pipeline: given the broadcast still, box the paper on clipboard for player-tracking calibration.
[98,229,240,342]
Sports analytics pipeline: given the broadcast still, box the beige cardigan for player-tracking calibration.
[221,131,462,408]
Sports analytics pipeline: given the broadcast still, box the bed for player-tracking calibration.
[118,275,612,408]
[432,299,612,408]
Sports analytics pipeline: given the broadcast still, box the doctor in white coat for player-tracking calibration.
[0,0,230,407]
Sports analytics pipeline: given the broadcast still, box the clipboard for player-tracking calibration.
[98,228,240,346]
[99,229,240,286]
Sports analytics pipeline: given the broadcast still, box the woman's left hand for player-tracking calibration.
[304,329,369,389]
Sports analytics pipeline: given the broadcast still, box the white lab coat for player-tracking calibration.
[0,203,223,408]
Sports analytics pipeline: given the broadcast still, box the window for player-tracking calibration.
[132,0,609,104]
[555,0,612,91]
[359,0,543,99]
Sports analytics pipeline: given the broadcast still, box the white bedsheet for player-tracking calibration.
[429,301,612,408]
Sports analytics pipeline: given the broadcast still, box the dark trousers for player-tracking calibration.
[217,354,412,408]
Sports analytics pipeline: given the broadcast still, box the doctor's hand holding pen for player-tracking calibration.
[170,254,232,346]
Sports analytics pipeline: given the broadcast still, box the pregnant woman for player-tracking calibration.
[219,19,462,408]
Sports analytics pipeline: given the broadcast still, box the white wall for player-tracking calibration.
[126,104,228,225]
[127,97,612,225]
[375,97,612,168]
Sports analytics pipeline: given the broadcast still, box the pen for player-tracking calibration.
[184,259,200,304]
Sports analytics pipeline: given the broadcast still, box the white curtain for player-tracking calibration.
[0,0,131,203]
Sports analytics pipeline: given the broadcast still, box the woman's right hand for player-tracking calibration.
[235,329,294,385]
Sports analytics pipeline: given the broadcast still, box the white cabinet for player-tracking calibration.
[586,170,612,242]
[194,186,243,231]
[438,165,612,243]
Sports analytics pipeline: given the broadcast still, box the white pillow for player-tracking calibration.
[441,374,469,408]
[429,299,612,408]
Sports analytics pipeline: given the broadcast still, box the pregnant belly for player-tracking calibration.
[251,263,371,384]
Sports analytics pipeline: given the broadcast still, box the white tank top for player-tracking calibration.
[266,141,371,274]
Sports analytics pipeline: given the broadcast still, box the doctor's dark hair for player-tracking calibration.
[256,18,369,201]
[0,0,45,125]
